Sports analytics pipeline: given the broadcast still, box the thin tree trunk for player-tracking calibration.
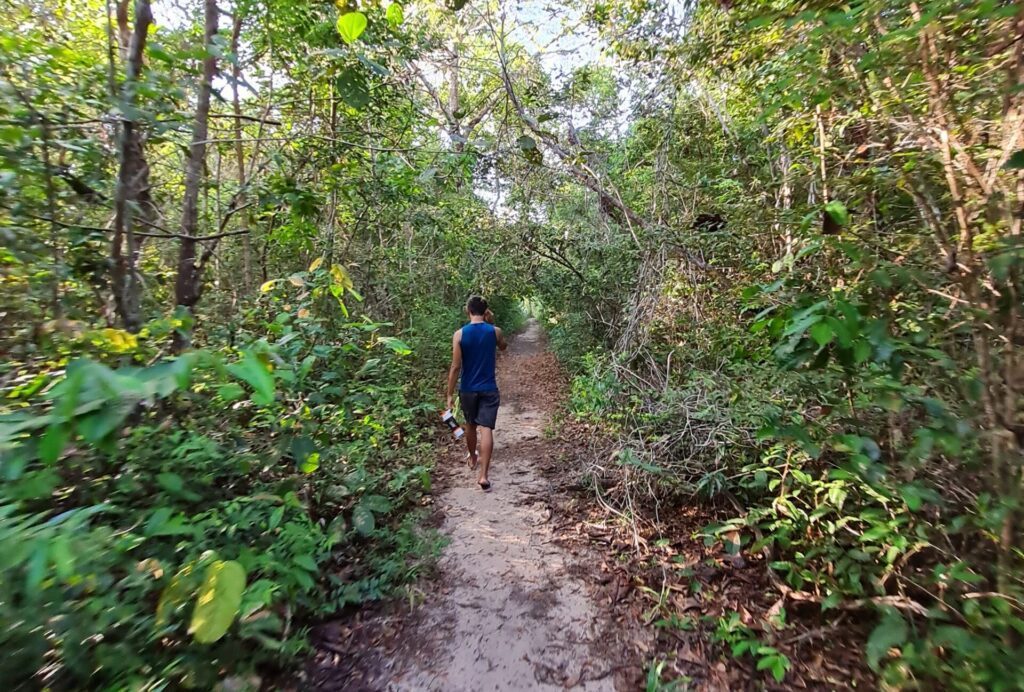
[776,139,793,255]
[814,103,829,203]
[110,0,153,333]
[448,43,463,153]
[230,9,252,294]
[172,0,219,352]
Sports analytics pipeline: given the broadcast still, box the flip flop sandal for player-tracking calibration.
[465,452,478,469]
[478,481,492,491]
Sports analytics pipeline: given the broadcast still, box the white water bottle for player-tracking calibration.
[441,410,465,440]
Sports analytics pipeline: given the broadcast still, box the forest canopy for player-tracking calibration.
[1,0,1023,688]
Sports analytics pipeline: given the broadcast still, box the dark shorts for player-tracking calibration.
[460,389,500,429]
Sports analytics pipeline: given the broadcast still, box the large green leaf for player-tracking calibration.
[352,504,375,535]
[217,382,244,401]
[809,320,834,347]
[227,350,275,406]
[866,610,908,671]
[76,405,130,444]
[38,423,69,464]
[379,336,412,355]
[360,494,391,513]
[337,11,367,44]
[385,3,404,26]
[337,67,370,110]
[50,534,74,581]
[289,435,318,473]
[824,200,850,228]
[144,508,195,537]
[300,452,321,474]
[157,472,184,493]
[294,554,318,572]
[189,560,246,644]
[853,339,872,363]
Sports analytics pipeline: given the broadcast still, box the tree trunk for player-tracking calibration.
[448,44,463,153]
[110,0,154,332]
[172,0,219,352]
[230,9,253,294]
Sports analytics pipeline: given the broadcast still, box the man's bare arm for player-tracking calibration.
[446,329,462,410]
[482,309,508,350]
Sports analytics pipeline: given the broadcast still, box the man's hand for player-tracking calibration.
[483,309,495,324]
[446,395,453,412]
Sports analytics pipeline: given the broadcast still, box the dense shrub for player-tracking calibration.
[0,264,446,687]
[532,1,1024,686]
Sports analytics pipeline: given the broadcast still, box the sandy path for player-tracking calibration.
[386,319,614,691]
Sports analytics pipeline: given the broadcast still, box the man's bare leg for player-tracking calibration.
[465,423,478,468]
[477,426,494,487]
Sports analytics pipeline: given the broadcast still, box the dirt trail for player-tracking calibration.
[383,319,615,691]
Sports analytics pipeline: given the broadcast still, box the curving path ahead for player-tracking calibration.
[389,319,615,691]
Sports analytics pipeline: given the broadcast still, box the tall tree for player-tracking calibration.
[109,0,154,332]
[172,0,220,351]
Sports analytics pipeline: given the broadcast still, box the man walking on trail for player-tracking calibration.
[446,296,508,491]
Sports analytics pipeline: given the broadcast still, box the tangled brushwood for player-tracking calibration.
[535,2,1024,689]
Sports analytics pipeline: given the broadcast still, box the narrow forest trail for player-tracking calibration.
[384,318,617,691]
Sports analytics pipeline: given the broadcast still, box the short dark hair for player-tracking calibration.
[466,295,488,316]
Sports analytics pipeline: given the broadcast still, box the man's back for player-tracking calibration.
[459,322,497,392]
[446,298,507,491]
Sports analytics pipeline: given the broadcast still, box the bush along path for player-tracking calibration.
[308,319,651,690]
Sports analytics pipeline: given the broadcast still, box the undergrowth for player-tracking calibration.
[0,259,522,688]
[542,270,1024,689]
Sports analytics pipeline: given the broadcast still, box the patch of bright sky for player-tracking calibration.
[503,0,603,86]
[473,0,614,217]
[476,0,688,218]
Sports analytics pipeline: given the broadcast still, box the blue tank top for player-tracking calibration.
[459,322,497,392]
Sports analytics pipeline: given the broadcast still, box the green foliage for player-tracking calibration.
[546,311,606,370]
[5,0,1022,687]
[712,612,791,683]
[385,3,405,27]
[568,355,620,419]
[189,559,248,644]
[883,596,1024,690]
[337,11,368,45]
[867,609,908,672]
[486,296,528,335]
[644,658,687,691]
[537,0,1024,686]
[0,263,450,686]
